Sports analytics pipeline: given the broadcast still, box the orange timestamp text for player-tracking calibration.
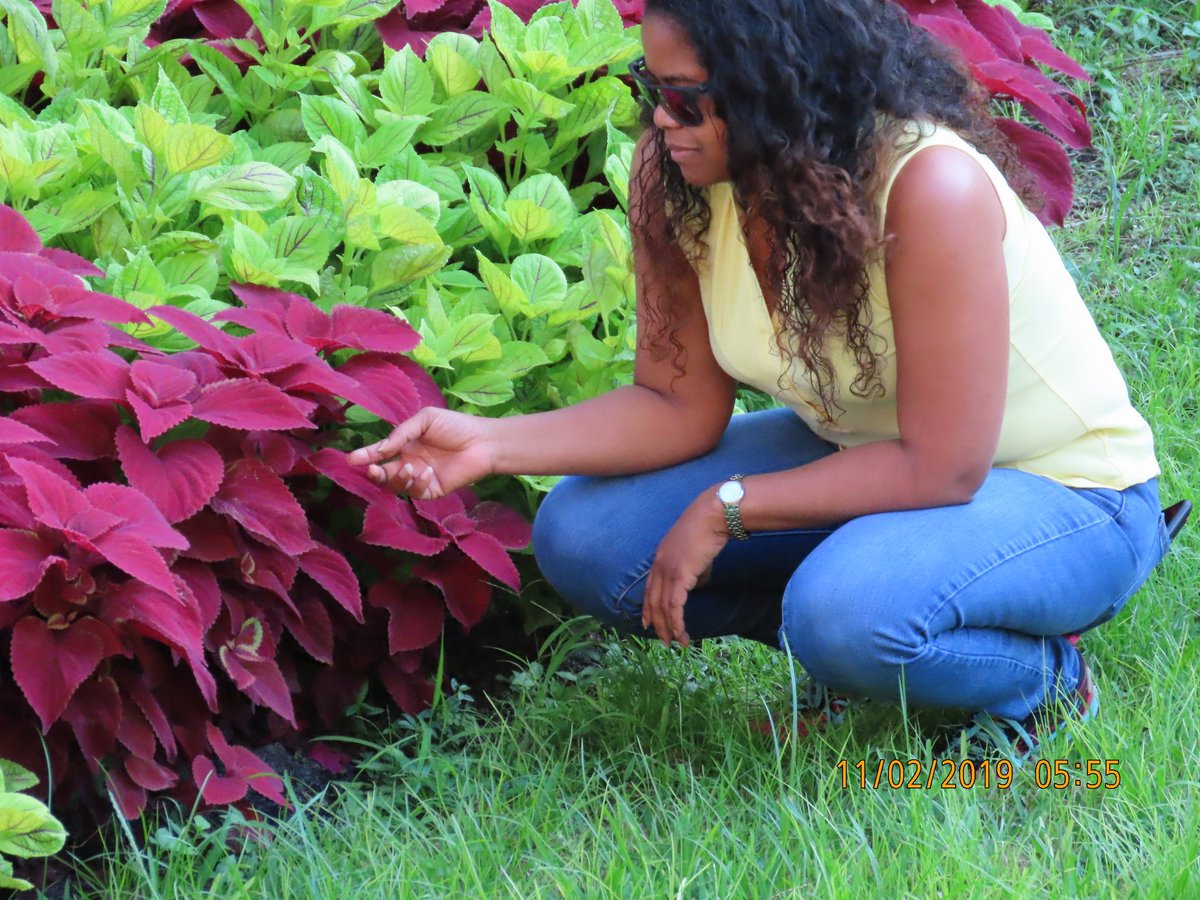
[835,758,1121,790]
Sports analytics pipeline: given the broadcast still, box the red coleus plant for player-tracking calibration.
[0,205,531,820]
[893,0,1091,225]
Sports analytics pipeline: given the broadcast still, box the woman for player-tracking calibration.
[350,0,1167,760]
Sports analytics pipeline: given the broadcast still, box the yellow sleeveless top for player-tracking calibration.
[691,121,1158,490]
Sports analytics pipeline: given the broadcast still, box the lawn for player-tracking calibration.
[53,2,1200,897]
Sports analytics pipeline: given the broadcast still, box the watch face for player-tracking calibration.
[717,480,745,503]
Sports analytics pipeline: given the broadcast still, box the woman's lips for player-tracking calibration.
[668,146,699,161]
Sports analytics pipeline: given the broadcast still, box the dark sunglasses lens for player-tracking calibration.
[659,88,703,126]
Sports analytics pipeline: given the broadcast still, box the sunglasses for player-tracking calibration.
[629,56,712,127]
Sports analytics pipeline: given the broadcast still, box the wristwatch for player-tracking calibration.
[717,474,750,540]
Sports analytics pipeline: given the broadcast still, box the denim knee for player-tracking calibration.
[780,567,919,696]
[532,476,645,629]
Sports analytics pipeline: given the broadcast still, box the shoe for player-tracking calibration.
[937,650,1099,765]
[755,680,853,739]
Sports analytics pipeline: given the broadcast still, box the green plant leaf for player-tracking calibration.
[476,251,531,318]
[486,0,527,77]
[379,47,436,117]
[427,34,483,98]
[226,219,286,285]
[0,761,36,793]
[192,162,296,211]
[370,243,450,289]
[511,253,567,314]
[377,204,442,245]
[0,0,58,80]
[376,178,440,225]
[163,123,232,174]
[52,0,107,57]
[495,340,551,378]
[267,215,336,269]
[0,793,67,859]
[77,99,142,188]
[190,44,247,122]
[301,93,368,148]
[150,66,190,124]
[358,113,426,169]
[447,370,514,407]
[416,91,508,146]
[501,79,575,124]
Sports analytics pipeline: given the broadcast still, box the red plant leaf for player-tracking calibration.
[220,331,316,377]
[26,350,131,400]
[206,724,288,807]
[125,754,178,792]
[0,529,60,601]
[101,580,217,710]
[334,354,421,425]
[129,359,198,404]
[307,742,350,775]
[39,247,104,278]
[126,392,193,443]
[329,307,420,354]
[0,418,51,445]
[193,0,253,38]
[996,117,1074,226]
[0,204,43,252]
[62,675,122,768]
[93,531,181,599]
[117,671,178,762]
[193,755,248,805]
[298,544,363,622]
[52,284,153,325]
[85,483,190,549]
[306,448,394,505]
[240,542,300,613]
[10,401,119,460]
[191,378,315,431]
[228,281,294,318]
[174,558,223,633]
[116,694,158,759]
[958,0,1021,60]
[107,767,148,820]
[360,499,451,556]
[455,531,521,591]
[282,588,334,663]
[369,581,444,653]
[146,305,241,361]
[415,549,492,628]
[222,650,296,724]
[11,616,115,731]
[210,457,315,555]
[468,501,532,548]
[177,511,240,562]
[377,658,434,714]
[115,427,226,523]
[7,455,92,532]
[42,321,109,354]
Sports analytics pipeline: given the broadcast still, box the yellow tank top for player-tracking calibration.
[691,121,1159,490]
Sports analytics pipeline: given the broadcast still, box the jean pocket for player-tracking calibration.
[1074,486,1126,519]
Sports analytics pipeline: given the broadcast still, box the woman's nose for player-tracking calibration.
[652,103,681,130]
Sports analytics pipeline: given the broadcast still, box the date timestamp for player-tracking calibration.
[836,758,1121,790]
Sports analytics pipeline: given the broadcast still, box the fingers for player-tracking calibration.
[642,568,690,649]
[347,409,431,466]
[367,461,442,499]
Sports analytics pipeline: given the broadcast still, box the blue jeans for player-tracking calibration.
[532,408,1168,720]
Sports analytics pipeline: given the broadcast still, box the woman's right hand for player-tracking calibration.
[346,407,496,500]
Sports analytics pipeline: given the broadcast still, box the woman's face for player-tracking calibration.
[640,12,730,187]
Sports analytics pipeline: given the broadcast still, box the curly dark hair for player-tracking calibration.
[631,0,1041,421]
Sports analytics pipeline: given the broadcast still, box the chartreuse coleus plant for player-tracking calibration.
[0,203,531,820]
[0,759,67,892]
[3,0,643,495]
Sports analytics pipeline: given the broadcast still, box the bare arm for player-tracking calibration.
[349,135,736,493]
[718,144,1011,529]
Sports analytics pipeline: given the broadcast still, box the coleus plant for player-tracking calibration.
[893,0,1092,225]
[0,203,532,820]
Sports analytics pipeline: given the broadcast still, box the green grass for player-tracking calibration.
[51,3,1200,897]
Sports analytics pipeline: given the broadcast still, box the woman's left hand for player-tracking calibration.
[642,490,730,648]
